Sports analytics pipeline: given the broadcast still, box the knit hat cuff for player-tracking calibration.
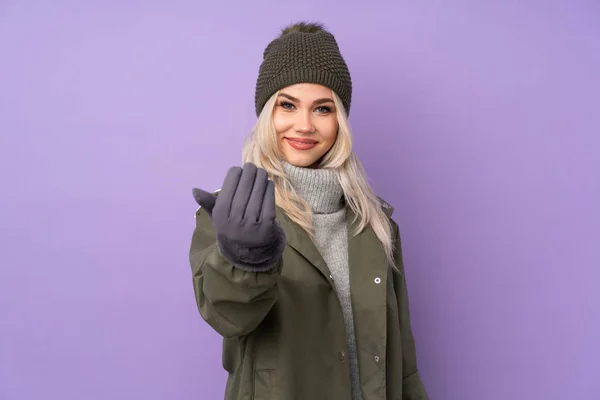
[256,69,351,116]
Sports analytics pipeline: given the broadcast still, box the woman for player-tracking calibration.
[190,22,429,400]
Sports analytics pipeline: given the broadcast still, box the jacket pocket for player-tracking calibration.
[253,369,273,400]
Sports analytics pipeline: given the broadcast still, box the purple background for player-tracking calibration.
[1,1,599,399]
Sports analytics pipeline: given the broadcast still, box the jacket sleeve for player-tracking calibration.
[189,207,281,338]
[391,221,429,400]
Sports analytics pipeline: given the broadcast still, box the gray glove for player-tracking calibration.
[192,162,286,271]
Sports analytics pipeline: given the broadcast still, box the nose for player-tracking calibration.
[294,110,315,133]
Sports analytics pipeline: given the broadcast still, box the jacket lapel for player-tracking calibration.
[275,207,331,279]
[275,202,393,283]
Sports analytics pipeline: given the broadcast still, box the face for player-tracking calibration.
[272,83,339,168]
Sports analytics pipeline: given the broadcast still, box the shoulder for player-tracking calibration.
[194,188,222,218]
[376,196,395,219]
[376,196,401,238]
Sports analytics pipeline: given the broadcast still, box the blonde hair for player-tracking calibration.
[241,90,395,267]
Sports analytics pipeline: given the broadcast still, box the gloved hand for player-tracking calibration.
[192,162,286,271]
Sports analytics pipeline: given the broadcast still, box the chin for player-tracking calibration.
[284,153,320,168]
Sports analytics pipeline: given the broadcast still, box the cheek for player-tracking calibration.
[320,119,339,146]
[272,112,292,135]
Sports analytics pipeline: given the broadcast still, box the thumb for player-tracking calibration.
[192,188,217,215]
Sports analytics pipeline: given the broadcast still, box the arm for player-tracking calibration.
[189,207,281,338]
[391,221,429,400]
[189,163,285,338]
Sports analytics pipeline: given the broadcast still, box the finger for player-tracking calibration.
[217,166,243,218]
[245,168,269,221]
[260,180,276,222]
[192,188,217,215]
[230,163,257,219]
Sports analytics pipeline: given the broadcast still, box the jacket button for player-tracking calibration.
[374,277,381,284]
[374,355,380,362]
[339,351,345,361]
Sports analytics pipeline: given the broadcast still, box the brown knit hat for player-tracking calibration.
[254,22,352,116]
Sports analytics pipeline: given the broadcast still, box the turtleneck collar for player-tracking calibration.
[281,161,344,214]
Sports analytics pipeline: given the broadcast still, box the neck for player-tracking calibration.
[281,161,344,214]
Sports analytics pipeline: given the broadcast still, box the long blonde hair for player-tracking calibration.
[241,90,395,267]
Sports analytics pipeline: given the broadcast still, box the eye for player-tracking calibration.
[279,101,295,110]
[316,105,332,114]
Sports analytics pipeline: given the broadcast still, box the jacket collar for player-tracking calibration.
[275,202,391,280]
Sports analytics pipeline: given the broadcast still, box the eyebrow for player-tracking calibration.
[278,92,334,105]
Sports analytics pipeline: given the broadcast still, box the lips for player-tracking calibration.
[285,137,318,151]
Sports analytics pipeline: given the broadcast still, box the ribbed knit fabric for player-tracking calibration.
[282,161,363,400]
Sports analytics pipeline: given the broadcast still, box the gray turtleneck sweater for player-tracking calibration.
[282,161,363,400]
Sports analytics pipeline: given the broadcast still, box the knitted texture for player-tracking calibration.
[282,161,363,400]
[255,29,352,116]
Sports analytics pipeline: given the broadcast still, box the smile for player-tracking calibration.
[285,138,318,150]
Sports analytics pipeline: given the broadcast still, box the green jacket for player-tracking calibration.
[189,197,429,400]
